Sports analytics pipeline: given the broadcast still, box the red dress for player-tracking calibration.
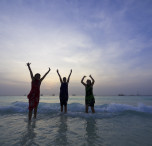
[27,79,41,110]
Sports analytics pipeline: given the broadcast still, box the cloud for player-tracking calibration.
[0,0,152,95]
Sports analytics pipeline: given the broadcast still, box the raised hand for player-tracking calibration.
[57,69,62,83]
[27,62,33,80]
[70,69,72,73]
[81,76,87,86]
[89,75,95,85]
[40,67,51,82]
[27,62,31,66]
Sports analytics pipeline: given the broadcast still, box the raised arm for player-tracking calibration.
[57,69,62,83]
[27,62,33,80]
[89,75,95,86]
[40,68,51,82]
[81,76,87,86]
[67,69,72,83]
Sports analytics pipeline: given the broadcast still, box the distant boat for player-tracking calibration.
[52,94,55,96]
[72,94,76,96]
[118,94,125,96]
[40,94,43,96]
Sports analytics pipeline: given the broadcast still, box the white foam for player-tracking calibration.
[0,102,152,117]
[97,103,152,113]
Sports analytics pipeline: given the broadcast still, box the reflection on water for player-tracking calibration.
[85,118,99,146]
[55,115,68,146]
[20,120,37,145]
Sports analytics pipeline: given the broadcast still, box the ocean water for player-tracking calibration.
[0,96,152,146]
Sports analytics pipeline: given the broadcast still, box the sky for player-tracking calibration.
[0,0,152,96]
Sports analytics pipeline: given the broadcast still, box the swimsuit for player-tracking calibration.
[60,82,68,106]
[85,85,95,107]
[27,79,41,110]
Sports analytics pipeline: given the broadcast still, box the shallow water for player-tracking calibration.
[0,96,152,146]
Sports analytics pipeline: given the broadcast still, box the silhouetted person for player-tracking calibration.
[27,63,50,121]
[81,75,95,113]
[57,69,72,113]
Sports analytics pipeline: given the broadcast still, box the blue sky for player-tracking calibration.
[0,0,152,95]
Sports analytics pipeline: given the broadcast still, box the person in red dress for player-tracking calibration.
[27,62,50,121]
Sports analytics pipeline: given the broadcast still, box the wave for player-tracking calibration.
[0,102,152,118]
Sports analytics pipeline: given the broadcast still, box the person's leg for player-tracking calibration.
[91,106,95,113]
[28,109,33,121]
[34,105,38,119]
[61,105,63,112]
[28,99,33,121]
[85,105,89,113]
[64,105,67,113]
[60,100,63,112]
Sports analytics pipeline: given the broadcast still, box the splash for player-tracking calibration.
[0,102,152,118]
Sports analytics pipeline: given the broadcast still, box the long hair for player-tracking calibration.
[34,73,40,80]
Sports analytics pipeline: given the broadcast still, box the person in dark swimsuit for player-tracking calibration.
[81,75,95,113]
[57,69,72,113]
[27,62,50,121]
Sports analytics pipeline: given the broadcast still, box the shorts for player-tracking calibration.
[85,99,95,107]
[60,101,67,106]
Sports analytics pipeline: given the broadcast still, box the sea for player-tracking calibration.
[0,95,152,146]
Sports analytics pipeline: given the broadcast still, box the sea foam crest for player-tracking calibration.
[96,103,152,113]
[0,102,152,115]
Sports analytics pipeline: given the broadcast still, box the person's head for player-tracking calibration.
[86,79,91,85]
[63,77,66,83]
[34,73,40,80]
